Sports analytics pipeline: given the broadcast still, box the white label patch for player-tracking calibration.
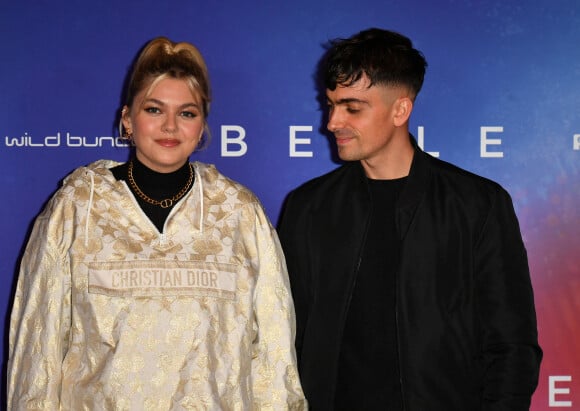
[88,260,237,300]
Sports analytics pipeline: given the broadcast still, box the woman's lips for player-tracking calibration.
[156,139,180,147]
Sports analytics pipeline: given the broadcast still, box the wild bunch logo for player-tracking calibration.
[4,132,129,148]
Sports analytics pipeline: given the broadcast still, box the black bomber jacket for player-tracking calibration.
[278,140,542,410]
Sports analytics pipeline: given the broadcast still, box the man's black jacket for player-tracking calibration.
[278,144,542,410]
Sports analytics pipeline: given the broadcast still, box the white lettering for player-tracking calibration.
[4,132,129,148]
[549,375,572,407]
[574,134,580,150]
[481,126,504,158]
[1,126,526,154]
[66,133,83,147]
[221,125,247,157]
[289,125,313,157]
[4,133,29,147]
[45,133,60,147]
[77,136,98,147]
[73,135,127,147]
[416,126,440,157]
[107,136,128,147]
[28,136,44,147]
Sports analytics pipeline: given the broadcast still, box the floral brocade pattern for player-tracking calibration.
[8,160,306,410]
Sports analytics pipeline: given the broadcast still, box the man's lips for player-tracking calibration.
[334,130,354,145]
[335,136,353,145]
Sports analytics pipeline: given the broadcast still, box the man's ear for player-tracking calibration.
[393,97,413,127]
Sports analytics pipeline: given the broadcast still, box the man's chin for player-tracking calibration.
[337,151,358,162]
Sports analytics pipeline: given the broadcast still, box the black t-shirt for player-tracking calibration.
[334,177,407,410]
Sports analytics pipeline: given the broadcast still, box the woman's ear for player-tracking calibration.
[121,105,132,135]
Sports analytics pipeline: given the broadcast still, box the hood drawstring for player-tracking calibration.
[85,171,95,247]
[194,165,204,234]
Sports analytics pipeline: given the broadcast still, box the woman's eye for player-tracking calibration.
[144,107,161,114]
[181,111,198,118]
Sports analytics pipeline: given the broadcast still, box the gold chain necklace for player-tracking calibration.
[127,160,193,209]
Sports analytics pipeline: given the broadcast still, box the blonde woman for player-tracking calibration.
[8,37,306,410]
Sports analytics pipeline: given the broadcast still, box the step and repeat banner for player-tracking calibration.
[1,1,578,408]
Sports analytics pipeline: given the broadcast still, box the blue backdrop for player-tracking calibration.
[1,1,579,408]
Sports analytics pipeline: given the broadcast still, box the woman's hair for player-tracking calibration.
[122,37,212,147]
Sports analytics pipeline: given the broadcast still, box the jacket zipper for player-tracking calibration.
[330,197,372,407]
[395,250,406,410]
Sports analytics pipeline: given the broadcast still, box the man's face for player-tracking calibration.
[326,75,407,167]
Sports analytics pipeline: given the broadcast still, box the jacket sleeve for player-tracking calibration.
[277,190,310,363]
[248,203,307,410]
[8,199,72,410]
[476,187,542,410]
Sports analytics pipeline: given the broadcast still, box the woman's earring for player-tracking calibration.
[118,116,132,140]
[123,129,134,146]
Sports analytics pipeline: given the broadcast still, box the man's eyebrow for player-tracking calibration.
[327,97,369,105]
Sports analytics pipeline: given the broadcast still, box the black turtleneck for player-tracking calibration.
[110,158,193,233]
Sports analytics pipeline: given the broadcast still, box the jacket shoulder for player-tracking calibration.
[59,159,120,189]
[287,163,360,201]
[423,153,508,199]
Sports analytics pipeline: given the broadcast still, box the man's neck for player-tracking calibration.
[361,134,414,180]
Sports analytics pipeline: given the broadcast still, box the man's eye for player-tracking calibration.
[346,107,360,114]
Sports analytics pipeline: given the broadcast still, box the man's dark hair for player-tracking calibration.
[324,28,428,99]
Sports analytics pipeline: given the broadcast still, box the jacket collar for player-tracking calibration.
[396,140,430,240]
[348,134,430,240]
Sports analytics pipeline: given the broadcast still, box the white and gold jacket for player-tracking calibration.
[8,160,307,410]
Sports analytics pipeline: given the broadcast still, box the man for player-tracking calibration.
[278,28,542,410]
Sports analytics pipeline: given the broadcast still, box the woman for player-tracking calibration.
[8,37,306,410]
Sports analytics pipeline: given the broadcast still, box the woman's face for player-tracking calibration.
[123,77,205,173]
